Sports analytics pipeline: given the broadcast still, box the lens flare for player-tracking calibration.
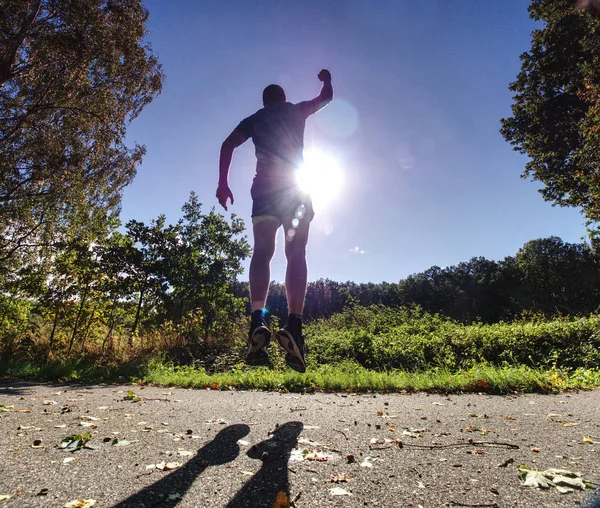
[297,150,343,208]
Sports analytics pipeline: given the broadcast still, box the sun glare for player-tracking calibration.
[297,150,344,208]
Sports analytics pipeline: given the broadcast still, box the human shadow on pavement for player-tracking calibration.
[226,421,303,508]
[112,423,250,507]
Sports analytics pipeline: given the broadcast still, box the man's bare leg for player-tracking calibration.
[283,217,310,315]
[275,216,311,373]
[249,219,279,311]
[246,218,279,366]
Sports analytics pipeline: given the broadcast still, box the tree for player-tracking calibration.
[0,0,163,271]
[500,0,600,232]
[163,193,250,336]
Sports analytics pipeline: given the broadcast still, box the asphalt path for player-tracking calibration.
[0,380,599,507]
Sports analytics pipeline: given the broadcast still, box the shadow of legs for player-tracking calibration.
[113,424,250,508]
[226,421,303,508]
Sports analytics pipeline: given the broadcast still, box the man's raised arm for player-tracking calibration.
[216,129,248,211]
[299,69,333,117]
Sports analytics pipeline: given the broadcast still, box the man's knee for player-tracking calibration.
[253,243,276,262]
[285,239,306,261]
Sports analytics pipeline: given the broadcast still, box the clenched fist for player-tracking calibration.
[318,69,331,83]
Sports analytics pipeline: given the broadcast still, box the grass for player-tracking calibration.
[2,357,600,394]
[2,305,599,394]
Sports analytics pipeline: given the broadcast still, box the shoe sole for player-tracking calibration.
[246,327,271,366]
[275,329,306,373]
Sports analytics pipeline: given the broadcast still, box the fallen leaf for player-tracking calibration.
[330,473,349,483]
[43,400,57,405]
[55,425,67,429]
[583,437,595,444]
[519,467,589,492]
[273,491,290,507]
[520,469,552,489]
[304,451,329,462]
[63,500,96,508]
[330,487,352,496]
[37,488,49,496]
[553,474,586,490]
[0,494,12,501]
[123,391,141,403]
[556,485,573,494]
[60,432,92,451]
[167,493,182,501]
[177,450,193,457]
[111,439,131,447]
[360,457,377,468]
[147,461,181,471]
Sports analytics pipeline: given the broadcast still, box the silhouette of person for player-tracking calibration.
[217,70,334,373]
[113,424,250,507]
[226,421,303,508]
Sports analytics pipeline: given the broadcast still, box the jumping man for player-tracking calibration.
[217,69,333,373]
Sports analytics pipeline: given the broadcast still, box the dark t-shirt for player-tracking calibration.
[236,101,319,182]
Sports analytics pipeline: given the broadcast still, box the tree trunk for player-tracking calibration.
[130,288,145,345]
[0,0,41,85]
[68,287,88,355]
[79,305,96,354]
[47,308,60,363]
[102,298,118,355]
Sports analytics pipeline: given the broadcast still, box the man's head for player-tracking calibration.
[262,84,286,107]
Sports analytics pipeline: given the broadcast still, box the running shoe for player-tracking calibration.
[276,325,307,373]
[246,316,271,366]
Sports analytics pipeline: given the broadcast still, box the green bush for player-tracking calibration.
[305,303,600,371]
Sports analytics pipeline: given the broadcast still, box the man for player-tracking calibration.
[216,69,333,373]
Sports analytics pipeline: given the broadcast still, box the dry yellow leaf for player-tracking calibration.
[272,490,290,508]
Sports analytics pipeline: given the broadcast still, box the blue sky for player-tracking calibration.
[122,0,588,283]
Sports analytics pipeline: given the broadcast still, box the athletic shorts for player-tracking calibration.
[251,183,314,226]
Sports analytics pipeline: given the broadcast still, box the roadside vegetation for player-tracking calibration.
[2,304,599,393]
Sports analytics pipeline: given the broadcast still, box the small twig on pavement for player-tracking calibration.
[291,492,301,507]
[370,440,519,451]
[290,407,307,412]
[449,502,498,508]
[497,457,514,468]
[335,429,349,440]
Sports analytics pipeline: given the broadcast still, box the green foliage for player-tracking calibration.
[0,0,163,273]
[0,294,30,359]
[500,0,600,232]
[305,303,600,371]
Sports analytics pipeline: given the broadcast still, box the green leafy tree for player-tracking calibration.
[0,0,163,271]
[500,0,600,232]
[164,192,250,337]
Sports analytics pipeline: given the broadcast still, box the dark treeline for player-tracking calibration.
[232,236,600,325]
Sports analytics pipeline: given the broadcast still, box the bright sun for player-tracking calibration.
[296,149,344,208]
